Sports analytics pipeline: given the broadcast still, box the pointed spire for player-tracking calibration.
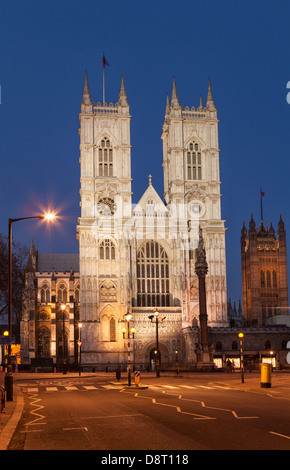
[198,94,203,110]
[118,73,128,106]
[82,71,92,106]
[171,77,181,109]
[165,94,170,115]
[278,213,285,232]
[206,78,216,111]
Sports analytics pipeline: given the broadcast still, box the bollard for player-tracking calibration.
[260,363,271,388]
[5,368,13,401]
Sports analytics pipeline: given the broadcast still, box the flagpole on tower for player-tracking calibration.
[260,187,265,223]
[102,52,109,104]
[103,52,105,104]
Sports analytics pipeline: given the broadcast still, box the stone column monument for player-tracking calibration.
[195,227,213,367]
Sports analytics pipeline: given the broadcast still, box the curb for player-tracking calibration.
[0,387,24,450]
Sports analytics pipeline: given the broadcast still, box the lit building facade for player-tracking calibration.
[21,72,228,368]
[241,214,289,326]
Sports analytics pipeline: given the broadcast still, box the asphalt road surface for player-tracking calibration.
[8,373,290,451]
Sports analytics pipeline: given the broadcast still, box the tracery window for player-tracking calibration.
[98,137,113,177]
[266,270,271,288]
[260,271,265,288]
[75,283,80,303]
[37,327,50,357]
[40,282,50,303]
[110,317,116,342]
[272,270,277,288]
[57,282,67,303]
[186,141,202,180]
[137,241,170,307]
[99,239,116,260]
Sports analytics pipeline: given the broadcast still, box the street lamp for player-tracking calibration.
[122,311,134,386]
[61,304,67,374]
[148,308,166,377]
[77,323,83,376]
[238,332,244,383]
[6,213,56,401]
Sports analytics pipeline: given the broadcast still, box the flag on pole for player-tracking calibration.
[103,53,109,69]
[260,187,265,222]
[102,52,109,104]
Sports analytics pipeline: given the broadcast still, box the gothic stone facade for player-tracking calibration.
[21,73,228,368]
[77,73,227,368]
[241,215,289,326]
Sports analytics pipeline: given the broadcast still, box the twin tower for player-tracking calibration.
[77,72,227,367]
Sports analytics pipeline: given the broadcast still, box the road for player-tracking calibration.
[7,372,290,451]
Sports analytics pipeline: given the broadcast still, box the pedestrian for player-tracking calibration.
[116,367,121,382]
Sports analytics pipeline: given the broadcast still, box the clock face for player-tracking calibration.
[97,197,116,216]
[187,199,206,219]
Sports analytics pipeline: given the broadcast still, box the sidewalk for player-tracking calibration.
[0,370,289,450]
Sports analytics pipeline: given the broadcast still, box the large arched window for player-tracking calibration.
[110,317,116,342]
[260,271,265,288]
[40,282,50,303]
[75,283,80,303]
[99,239,116,260]
[137,241,170,307]
[272,270,277,288]
[186,141,202,180]
[266,270,271,288]
[37,327,50,357]
[57,282,67,303]
[98,137,113,177]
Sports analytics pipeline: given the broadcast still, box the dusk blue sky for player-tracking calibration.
[1,1,290,305]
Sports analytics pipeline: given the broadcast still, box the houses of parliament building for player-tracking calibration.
[20,70,290,371]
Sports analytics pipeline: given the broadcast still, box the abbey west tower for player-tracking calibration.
[77,73,227,368]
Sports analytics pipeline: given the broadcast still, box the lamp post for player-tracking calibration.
[61,304,67,374]
[6,213,55,401]
[148,308,166,377]
[122,312,134,386]
[77,322,82,376]
[238,332,244,383]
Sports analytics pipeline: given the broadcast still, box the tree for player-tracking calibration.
[0,233,29,338]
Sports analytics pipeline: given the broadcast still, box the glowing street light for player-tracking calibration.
[78,322,83,376]
[6,212,57,401]
[123,311,134,386]
[238,332,244,383]
[43,212,56,221]
[148,308,166,377]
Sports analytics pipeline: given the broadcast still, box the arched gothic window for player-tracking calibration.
[137,241,170,307]
[110,317,116,342]
[186,141,202,180]
[232,340,238,350]
[98,137,113,177]
[37,327,50,357]
[40,283,50,303]
[272,270,277,288]
[75,283,80,303]
[266,270,271,288]
[260,271,265,288]
[57,282,67,303]
[99,239,116,260]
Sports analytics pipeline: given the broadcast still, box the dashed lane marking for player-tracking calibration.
[269,431,290,440]
[161,391,259,420]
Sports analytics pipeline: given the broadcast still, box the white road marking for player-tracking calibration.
[269,431,290,440]
[83,386,98,390]
[45,387,58,392]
